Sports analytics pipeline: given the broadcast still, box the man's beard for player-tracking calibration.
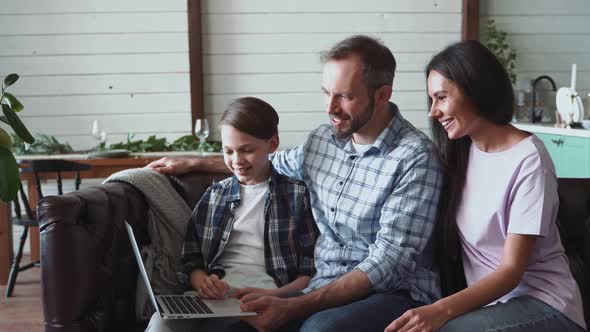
[331,101,375,139]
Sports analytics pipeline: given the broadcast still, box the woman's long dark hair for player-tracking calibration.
[426,40,514,295]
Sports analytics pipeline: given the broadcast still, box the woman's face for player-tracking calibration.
[220,125,278,185]
[427,70,482,140]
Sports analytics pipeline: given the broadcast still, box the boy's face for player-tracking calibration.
[220,125,279,185]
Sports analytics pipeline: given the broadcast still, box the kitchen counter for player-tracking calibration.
[514,123,590,178]
[514,123,590,138]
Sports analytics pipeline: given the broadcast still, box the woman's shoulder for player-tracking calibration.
[512,135,555,171]
[481,131,550,164]
[499,135,557,184]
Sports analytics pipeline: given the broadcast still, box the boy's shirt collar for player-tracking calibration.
[226,164,277,204]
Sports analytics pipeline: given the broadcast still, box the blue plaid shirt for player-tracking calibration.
[272,103,443,304]
[180,166,319,287]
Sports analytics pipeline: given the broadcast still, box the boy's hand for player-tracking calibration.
[231,287,276,303]
[197,274,229,299]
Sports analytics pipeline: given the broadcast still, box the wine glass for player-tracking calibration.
[195,118,210,152]
[91,120,107,151]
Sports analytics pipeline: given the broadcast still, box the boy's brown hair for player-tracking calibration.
[220,97,279,140]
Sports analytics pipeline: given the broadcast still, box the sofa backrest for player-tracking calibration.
[556,178,590,326]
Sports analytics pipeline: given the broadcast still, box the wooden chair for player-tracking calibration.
[5,159,91,297]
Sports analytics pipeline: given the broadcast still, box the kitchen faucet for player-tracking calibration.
[530,75,557,123]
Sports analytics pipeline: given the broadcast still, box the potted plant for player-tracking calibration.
[483,19,517,85]
[0,74,35,202]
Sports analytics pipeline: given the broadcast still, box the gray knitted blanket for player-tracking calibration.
[104,168,192,320]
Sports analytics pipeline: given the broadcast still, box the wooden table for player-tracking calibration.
[0,152,223,285]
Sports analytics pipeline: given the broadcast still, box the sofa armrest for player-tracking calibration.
[37,170,230,332]
[38,182,148,332]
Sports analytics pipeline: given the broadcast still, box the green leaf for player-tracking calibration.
[3,74,19,88]
[2,104,35,143]
[0,147,19,202]
[0,127,13,148]
[2,92,24,112]
[483,19,517,86]
[11,133,72,155]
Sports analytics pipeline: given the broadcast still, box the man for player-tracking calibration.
[149,35,443,331]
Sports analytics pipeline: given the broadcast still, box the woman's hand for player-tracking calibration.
[384,303,449,332]
[197,274,230,300]
[231,287,277,303]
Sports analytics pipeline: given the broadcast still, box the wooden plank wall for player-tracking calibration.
[481,0,590,119]
[201,0,461,146]
[0,0,461,150]
[0,0,191,150]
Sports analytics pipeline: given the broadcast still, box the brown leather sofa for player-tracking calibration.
[38,176,590,331]
[556,178,590,327]
[37,172,229,332]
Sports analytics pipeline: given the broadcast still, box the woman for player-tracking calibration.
[386,41,586,331]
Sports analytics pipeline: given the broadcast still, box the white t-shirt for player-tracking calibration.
[351,138,371,154]
[217,179,277,290]
[457,135,585,329]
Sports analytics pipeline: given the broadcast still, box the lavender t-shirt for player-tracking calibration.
[457,135,586,329]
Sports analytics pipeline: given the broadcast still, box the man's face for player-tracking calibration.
[321,55,375,139]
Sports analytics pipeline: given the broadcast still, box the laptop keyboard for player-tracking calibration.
[161,295,214,314]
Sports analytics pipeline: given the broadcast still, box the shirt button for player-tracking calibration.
[350,156,356,160]
[339,243,344,247]
[339,181,343,185]
[330,207,335,212]
[341,262,347,266]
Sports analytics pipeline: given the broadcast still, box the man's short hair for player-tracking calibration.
[321,35,396,96]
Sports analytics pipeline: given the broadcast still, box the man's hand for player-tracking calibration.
[384,303,448,332]
[240,296,293,332]
[231,287,276,303]
[198,274,230,300]
[146,157,195,175]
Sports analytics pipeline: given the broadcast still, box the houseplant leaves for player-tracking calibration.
[2,92,24,112]
[2,104,34,144]
[1,72,34,202]
[0,147,19,202]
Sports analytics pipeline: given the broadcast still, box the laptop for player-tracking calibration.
[124,221,257,319]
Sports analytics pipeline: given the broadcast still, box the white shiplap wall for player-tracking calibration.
[0,0,192,150]
[201,0,461,146]
[1,0,461,150]
[481,0,590,115]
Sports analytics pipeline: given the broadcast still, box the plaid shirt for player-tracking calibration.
[180,166,319,287]
[272,103,443,304]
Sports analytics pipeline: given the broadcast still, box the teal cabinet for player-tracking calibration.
[535,133,590,178]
